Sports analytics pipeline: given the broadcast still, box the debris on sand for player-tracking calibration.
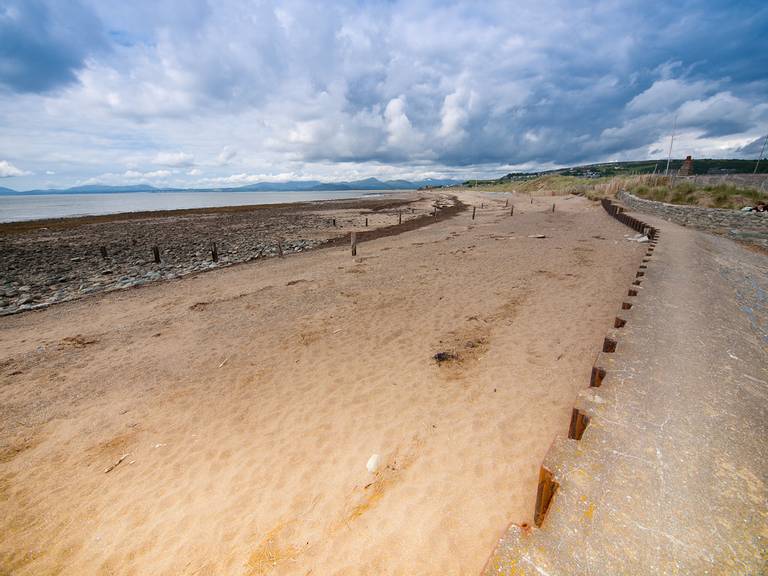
[104,453,129,473]
[433,351,459,363]
[60,335,97,348]
[527,234,547,239]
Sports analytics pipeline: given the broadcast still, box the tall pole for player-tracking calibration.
[754,133,768,174]
[665,115,677,176]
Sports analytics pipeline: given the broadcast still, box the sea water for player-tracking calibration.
[0,190,389,223]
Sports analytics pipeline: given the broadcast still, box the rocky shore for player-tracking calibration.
[0,193,452,316]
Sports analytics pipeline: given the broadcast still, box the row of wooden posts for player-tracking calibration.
[96,199,557,262]
[471,199,555,221]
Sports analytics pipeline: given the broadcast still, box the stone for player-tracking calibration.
[366,454,381,473]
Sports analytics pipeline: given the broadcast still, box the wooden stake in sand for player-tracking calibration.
[152,246,161,263]
[511,205,514,216]
[210,241,218,262]
[277,240,284,258]
[505,199,509,207]
[351,232,357,256]
[100,246,108,259]
[552,203,556,213]
[472,206,476,220]
[398,212,402,225]
[365,217,368,227]
[333,218,337,227]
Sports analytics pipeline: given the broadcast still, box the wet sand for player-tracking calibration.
[0,191,644,575]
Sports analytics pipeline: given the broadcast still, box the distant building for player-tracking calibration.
[678,155,694,176]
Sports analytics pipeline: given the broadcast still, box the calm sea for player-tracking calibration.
[0,190,390,223]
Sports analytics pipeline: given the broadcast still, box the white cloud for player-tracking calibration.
[0,160,27,177]
[1,0,765,189]
[152,151,195,167]
[627,77,717,114]
[216,146,237,165]
[384,96,423,151]
[439,87,472,144]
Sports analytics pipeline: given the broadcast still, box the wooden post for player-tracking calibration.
[152,246,160,263]
[481,203,484,208]
[210,241,218,262]
[365,217,368,227]
[505,199,508,207]
[398,211,402,225]
[534,467,558,527]
[100,246,108,259]
[590,366,606,388]
[277,240,284,258]
[351,232,357,256]
[568,409,589,440]
[433,207,437,217]
[472,206,476,220]
[530,196,533,204]
[511,205,514,216]
[332,218,336,227]
[552,203,555,212]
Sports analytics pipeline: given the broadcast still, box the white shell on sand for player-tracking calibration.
[366,453,381,473]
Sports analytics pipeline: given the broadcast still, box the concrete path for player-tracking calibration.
[484,213,768,574]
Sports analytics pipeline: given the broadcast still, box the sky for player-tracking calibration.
[0,0,766,190]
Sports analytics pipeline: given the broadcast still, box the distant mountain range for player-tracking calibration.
[0,177,462,195]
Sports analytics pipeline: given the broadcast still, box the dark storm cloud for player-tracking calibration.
[0,0,106,93]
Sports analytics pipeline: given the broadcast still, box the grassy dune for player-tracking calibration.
[475,173,766,209]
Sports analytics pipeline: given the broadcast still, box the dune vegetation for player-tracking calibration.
[472,173,766,209]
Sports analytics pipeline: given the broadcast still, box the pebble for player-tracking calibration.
[0,205,385,316]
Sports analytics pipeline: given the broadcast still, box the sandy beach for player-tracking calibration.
[0,190,644,575]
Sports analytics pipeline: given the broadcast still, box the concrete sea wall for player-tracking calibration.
[617,190,768,234]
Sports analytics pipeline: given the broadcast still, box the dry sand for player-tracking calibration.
[0,191,643,575]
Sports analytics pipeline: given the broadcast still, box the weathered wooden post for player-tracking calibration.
[210,241,218,262]
[552,203,555,212]
[333,218,337,227]
[100,246,108,259]
[398,211,402,225]
[152,246,161,263]
[505,199,509,207]
[472,206,476,220]
[365,217,368,227]
[351,232,357,256]
[511,205,514,216]
[534,466,558,527]
[277,240,284,258]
